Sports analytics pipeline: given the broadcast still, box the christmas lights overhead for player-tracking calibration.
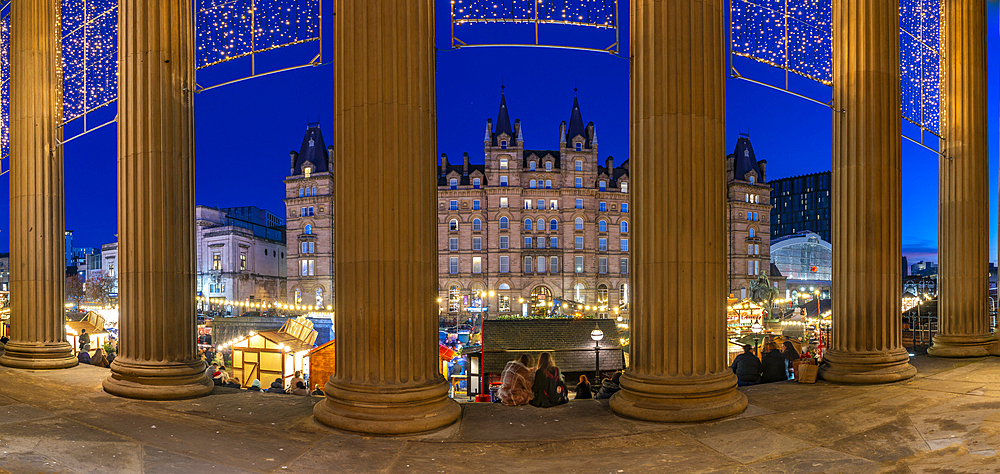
[0,2,9,161]
[452,0,616,28]
[195,0,321,70]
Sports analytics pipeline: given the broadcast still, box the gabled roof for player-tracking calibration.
[522,150,561,169]
[292,125,330,176]
[731,135,762,182]
[437,164,488,186]
[480,319,624,373]
[566,95,589,147]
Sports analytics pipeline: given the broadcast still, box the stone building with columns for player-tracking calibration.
[436,91,631,323]
[283,124,335,310]
[195,206,287,304]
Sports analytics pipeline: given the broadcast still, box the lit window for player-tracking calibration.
[450,178,458,189]
[550,200,558,210]
[304,168,312,178]
[500,197,508,208]
[316,288,324,307]
[450,219,459,231]
[620,222,628,233]
[598,220,607,232]
[500,217,509,229]
[599,181,606,191]
[473,237,482,251]
[473,178,481,189]
[599,257,608,274]
[530,179,537,189]
[473,257,482,274]
[450,257,459,274]
[575,217,584,230]
[500,235,509,249]
[450,200,458,210]
[500,158,509,169]
[545,180,552,189]
[550,257,559,273]
[450,238,458,251]
[745,193,749,202]
[499,256,509,273]
[550,219,558,231]
[295,288,302,304]
[524,256,533,273]
[304,224,313,235]
[575,177,583,188]
[212,254,221,271]
[575,236,584,249]
[530,161,537,171]
[448,286,460,311]
[472,219,482,231]
[473,200,481,210]
[499,295,511,311]
[621,182,628,193]
[525,200,532,210]
[500,176,508,186]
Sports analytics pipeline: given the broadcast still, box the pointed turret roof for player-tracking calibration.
[492,89,514,145]
[292,124,330,176]
[566,93,587,145]
[732,135,763,182]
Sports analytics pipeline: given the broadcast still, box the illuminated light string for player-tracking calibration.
[453,0,616,29]
[731,0,941,136]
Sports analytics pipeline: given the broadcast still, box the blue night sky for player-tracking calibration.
[0,0,997,266]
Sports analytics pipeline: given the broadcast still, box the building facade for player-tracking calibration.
[283,124,335,309]
[196,206,287,304]
[770,231,832,300]
[726,134,780,299]
[770,171,832,243]
[437,92,631,321]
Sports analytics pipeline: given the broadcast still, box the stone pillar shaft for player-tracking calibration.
[929,0,996,357]
[103,0,212,399]
[313,0,460,435]
[0,0,77,369]
[609,0,747,422]
[821,0,916,383]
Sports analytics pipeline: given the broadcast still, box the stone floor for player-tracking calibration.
[1,355,999,473]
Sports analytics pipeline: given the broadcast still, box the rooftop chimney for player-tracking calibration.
[289,151,299,175]
[462,152,470,176]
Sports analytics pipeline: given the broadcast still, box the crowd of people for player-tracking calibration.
[495,352,624,407]
[730,340,801,386]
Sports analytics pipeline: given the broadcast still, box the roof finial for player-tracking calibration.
[501,77,505,95]
[574,80,578,96]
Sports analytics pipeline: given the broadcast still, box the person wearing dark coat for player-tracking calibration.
[77,344,92,364]
[731,344,762,386]
[760,342,788,383]
[595,371,622,399]
[574,375,593,400]
[782,341,800,380]
[265,378,287,394]
[529,352,568,408]
[79,329,90,352]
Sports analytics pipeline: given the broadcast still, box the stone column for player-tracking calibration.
[102,0,213,399]
[609,0,747,422]
[0,0,77,370]
[928,0,996,358]
[312,0,460,434]
[820,0,916,383]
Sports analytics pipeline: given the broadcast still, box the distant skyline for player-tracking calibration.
[0,0,996,266]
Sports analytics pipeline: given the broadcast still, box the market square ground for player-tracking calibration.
[0,355,998,473]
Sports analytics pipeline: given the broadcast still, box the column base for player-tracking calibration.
[314,378,461,435]
[103,358,213,400]
[928,334,997,358]
[609,370,748,423]
[0,341,77,369]
[819,348,916,384]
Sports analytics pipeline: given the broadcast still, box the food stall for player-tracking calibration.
[66,311,110,354]
[231,316,318,389]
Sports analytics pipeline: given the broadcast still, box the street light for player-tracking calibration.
[591,323,604,385]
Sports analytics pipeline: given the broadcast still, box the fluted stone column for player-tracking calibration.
[609,0,747,422]
[819,0,916,383]
[928,0,996,358]
[102,0,213,399]
[312,0,460,434]
[0,0,77,370]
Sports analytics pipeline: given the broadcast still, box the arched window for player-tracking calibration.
[450,178,458,189]
[597,284,609,304]
[312,186,317,196]
[498,283,510,290]
[448,286,460,312]
[316,288,324,307]
[545,180,552,189]
[524,219,532,231]
[550,219,558,231]
[304,224,313,235]
[537,219,545,231]
[745,193,749,202]
[748,228,755,238]
[298,188,304,197]
[530,179,537,189]
[472,219,482,231]
[294,288,302,304]
[598,220,608,232]
[449,219,459,231]
[500,158,509,169]
[499,217,509,229]
[620,222,628,233]
[749,176,756,185]
[620,283,629,306]
[575,217,584,230]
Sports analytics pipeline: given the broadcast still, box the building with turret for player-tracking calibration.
[437,90,631,322]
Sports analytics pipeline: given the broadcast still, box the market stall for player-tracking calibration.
[66,311,110,354]
[308,339,335,392]
[231,316,317,389]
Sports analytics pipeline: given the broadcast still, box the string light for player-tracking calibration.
[452,0,616,29]
[195,0,320,69]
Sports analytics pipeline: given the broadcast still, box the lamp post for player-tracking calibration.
[591,323,604,385]
[750,320,763,356]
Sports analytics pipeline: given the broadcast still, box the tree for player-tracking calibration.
[86,274,117,305]
[66,274,85,307]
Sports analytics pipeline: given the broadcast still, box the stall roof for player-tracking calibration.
[480,319,623,373]
[251,331,314,353]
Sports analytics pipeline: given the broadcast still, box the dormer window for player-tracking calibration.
[473,178,481,189]
[303,166,312,178]
[599,180,607,191]
[621,182,628,193]
[749,176,756,185]
[450,178,458,190]
[530,161,536,171]
[545,162,552,171]
[575,142,582,151]
[500,140,508,149]
[500,158,509,170]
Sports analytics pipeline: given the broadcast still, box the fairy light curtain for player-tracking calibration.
[731,0,942,137]
[61,0,119,140]
[0,1,9,165]
[451,0,619,53]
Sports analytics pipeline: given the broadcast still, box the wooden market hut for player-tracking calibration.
[66,311,110,355]
[232,316,318,389]
[308,339,335,393]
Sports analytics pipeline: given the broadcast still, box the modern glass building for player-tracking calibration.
[770,231,832,298]
[770,171,831,242]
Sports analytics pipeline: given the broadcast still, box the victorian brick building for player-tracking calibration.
[437,91,630,322]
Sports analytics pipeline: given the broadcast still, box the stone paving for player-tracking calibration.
[0,355,999,473]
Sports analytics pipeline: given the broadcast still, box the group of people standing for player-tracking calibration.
[730,340,800,386]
